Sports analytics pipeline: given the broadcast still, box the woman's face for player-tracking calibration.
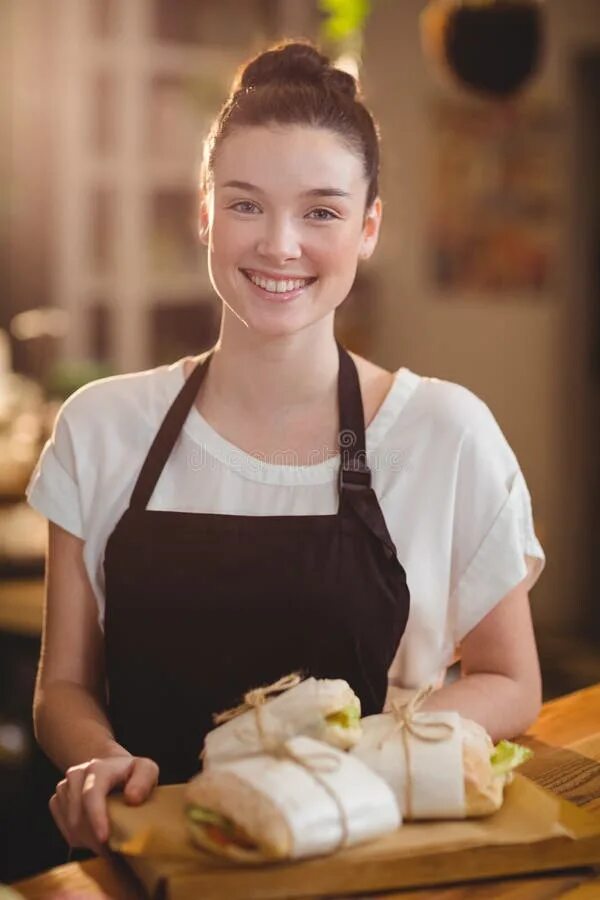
[201,125,381,338]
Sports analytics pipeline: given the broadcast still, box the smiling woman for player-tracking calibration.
[201,124,380,335]
[196,42,381,339]
[26,39,545,857]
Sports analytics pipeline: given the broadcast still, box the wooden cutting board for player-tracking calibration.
[107,760,600,900]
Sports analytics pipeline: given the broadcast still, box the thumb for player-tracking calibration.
[124,757,159,804]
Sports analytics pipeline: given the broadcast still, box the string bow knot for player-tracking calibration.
[213,672,302,725]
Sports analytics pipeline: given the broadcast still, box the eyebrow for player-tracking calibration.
[220,180,352,199]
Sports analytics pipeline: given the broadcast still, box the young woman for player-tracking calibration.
[27,41,544,855]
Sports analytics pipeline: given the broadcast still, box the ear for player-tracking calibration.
[358,197,382,261]
[199,194,210,246]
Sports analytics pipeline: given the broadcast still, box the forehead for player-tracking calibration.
[213,125,365,195]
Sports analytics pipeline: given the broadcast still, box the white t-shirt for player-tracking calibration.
[26,357,545,691]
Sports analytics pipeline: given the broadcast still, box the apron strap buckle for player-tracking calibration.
[339,459,372,490]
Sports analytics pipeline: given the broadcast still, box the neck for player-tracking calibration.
[198,315,340,420]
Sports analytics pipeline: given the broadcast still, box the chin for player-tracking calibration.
[221,298,314,338]
[245,315,314,340]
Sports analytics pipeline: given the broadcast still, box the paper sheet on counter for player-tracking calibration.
[107,773,595,865]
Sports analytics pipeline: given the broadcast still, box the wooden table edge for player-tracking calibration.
[12,683,600,899]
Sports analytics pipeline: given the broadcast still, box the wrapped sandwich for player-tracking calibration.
[350,708,532,819]
[202,674,361,768]
[186,735,400,862]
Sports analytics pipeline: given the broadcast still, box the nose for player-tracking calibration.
[256,215,302,264]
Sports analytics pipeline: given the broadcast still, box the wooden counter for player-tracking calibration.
[12,682,600,899]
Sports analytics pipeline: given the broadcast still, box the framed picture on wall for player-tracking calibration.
[426,99,564,297]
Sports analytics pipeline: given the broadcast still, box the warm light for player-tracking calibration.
[334,53,361,81]
[10,308,70,341]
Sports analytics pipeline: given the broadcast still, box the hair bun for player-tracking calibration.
[236,41,358,99]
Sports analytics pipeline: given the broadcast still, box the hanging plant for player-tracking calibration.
[318,0,372,64]
[421,0,545,99]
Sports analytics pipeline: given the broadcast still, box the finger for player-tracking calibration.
[81,772,113,844]
[54,779,74,838]
[124,758,160,804]
[81,757,135,843]
[76,815,110,857]
[52,789,105,854]
[49,793,73,847]
[64,767,87,832]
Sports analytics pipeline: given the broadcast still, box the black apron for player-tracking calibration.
[103,342,410,784]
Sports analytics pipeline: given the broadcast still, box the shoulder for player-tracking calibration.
[378,365,516,473]
[349,352,398,425]
[57,359,184,434]
[50,360,187,463]
[351,351,502,447]
[397,371,518,479]
[408,374,498,439]
[349,351,392,387]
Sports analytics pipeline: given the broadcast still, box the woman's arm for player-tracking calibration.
[35,522,158,850]
[33,521,126,768]
[422,577,543,741]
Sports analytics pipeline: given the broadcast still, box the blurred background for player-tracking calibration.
[0,0,599,883]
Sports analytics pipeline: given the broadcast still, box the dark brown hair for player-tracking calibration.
[201,40,381,210]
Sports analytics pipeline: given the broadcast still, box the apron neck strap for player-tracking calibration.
[337,343,371,491]
[130,353,213,511]
[129,341,370,512]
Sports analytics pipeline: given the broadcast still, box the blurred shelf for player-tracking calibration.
[76,275,214,304]
[538,630,600,701]
[0,560,44,580]
[142,162,203,188]
[0,579,44,638]
[50,0,316,372]
[86,274,117,297]
[86,42,239,79]
[84,162,204,191]
[149,273,213,300]
[151,0,273,51]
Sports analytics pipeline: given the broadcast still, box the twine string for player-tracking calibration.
[385,685,456,819]
[213,672,302,725]
[213,672,350,852]
[253,699,350,851]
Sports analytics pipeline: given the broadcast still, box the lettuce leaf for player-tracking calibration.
[325,704,361,728]
[187,805,233,831]
[490,740,533,777]
[187,805,257,849]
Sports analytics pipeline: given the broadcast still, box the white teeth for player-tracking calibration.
[246,272,311,293]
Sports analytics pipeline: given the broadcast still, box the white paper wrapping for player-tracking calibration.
[213,735,400,858]
[350,712,466,819]
[203,677,358,768]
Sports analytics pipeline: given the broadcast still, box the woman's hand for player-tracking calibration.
[49,754,160,854]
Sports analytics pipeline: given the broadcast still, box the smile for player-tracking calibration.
[240,269,317,294]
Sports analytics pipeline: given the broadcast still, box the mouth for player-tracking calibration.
[240,269,318,300]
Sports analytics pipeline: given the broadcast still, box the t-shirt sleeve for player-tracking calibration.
[26,400,84,539]
[448,397,545,646]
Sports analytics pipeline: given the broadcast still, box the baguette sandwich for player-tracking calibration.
[350,711,532,819]
[202,676,361,768]
[186,735,400,862]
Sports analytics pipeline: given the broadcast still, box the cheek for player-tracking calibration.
[311,229,361,273]
[210,217,249,261]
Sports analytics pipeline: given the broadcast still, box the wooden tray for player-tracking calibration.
[107,758,600,900]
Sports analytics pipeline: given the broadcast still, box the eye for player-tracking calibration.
[229,200,260,214]
[306,208,340,221]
